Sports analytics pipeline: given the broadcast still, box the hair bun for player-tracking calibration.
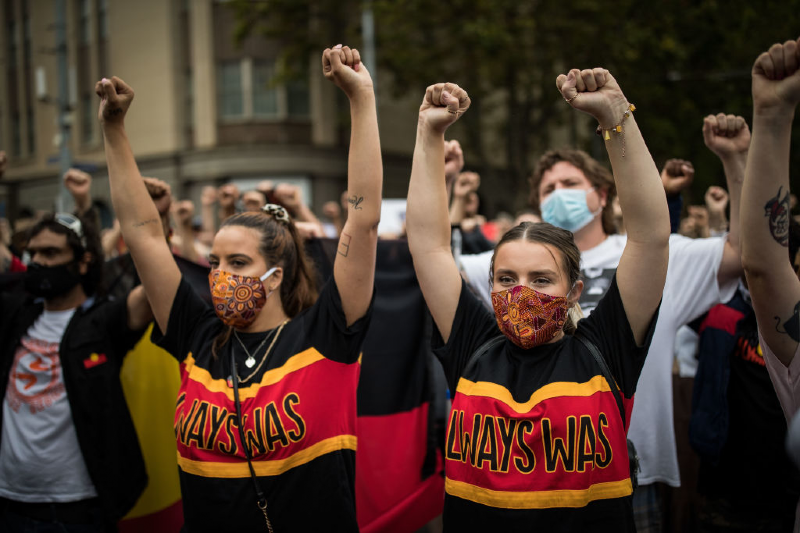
[262,203,290,223]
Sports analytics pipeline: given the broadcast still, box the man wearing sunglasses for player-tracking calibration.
[0,212,152,532]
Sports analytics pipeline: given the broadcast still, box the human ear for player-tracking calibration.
[567,279,583,306]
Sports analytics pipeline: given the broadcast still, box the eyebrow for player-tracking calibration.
[495,268,559,277]
[207,253,253,261]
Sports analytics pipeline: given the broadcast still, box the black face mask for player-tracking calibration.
[24,262,83,299]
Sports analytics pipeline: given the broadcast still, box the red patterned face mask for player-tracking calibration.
[209,267,277,329]
[491,285,570,349]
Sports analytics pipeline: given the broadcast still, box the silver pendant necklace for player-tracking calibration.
[234,328,275,369]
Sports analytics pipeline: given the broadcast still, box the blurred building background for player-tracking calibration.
[0,0,427,223]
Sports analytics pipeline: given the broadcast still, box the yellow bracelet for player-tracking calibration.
[596,103,636,140]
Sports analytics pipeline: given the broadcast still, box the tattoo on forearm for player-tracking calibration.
[132,218,159,228]
[338,232,352,257]
[348,195,364,210]
[774,301,800,342]
[764,186,790,247]
[109,107,124,116]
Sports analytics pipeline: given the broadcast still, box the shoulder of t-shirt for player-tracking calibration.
[298,274,373,335]
[581,233,626,269]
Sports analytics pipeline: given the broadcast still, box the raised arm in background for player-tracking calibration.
[322,45,382,326]
[97,77,181,333]
[448,171,480,226]
[407,83,472,342]
[558,68,670,344]
[741,37,800,365]
[703,113,749,283]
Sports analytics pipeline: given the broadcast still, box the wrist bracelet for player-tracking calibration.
[595,103,636,156]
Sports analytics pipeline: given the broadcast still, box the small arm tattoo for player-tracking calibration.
[775,301,800,343]
[132,218,159,228]
[348,195,364,210]
[109,107,124,116]
[764,186,790,247]
[338,232,352,257]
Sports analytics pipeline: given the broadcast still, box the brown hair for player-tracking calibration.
[490,222,582,335]
[528,148,617,235]
[211,211,319,356]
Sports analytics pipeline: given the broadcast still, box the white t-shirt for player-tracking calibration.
[458,233,736,486]
[0,308,99,502]
[759,332,800,533]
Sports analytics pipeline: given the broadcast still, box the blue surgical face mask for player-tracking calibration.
[540,188,602,233]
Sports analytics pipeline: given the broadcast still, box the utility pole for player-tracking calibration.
[361,1,377,109]
[55,0,73,213]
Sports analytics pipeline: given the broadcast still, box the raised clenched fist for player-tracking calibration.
[660,159,695,197]
[556,68,629,128]
[453,172,480,199]
[444,140,465,183]
[702,114,750,160]
[142,177,172,216]
[322,45,373,98]
[705,186,729,215]
[217,184,240,209]
[174,200,195,225]
[95,76,134,128]
[63,168,92,199]
[419,82,470,134]
[752,37,800,113]
[201,186,217,207]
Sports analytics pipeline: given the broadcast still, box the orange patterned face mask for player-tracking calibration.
[491,285,569,349]
[209,267,277,329]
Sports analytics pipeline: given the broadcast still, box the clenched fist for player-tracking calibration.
[444,140,465,183]
[660,159,695,197]
[752,37,800,113]
[557,68,629,128]
[322,45,373,99]
[705,186,729,215]
[702,114,750,160]
[419,82,470,134]
[95,77,134,128]
[63,168,92,199]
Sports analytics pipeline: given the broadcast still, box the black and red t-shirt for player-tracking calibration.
[152,277,371,532]
[433,275,658,532]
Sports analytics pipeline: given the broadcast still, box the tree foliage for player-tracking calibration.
[232,0,800,213]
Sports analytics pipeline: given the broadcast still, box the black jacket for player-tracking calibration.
[0,292,148,523]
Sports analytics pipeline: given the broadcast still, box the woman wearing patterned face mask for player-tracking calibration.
[96,44,381,532]
[406,67,669,531]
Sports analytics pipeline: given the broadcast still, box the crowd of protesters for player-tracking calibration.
[0,35,798,533]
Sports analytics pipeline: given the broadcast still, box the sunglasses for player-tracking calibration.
[55,213,87,248]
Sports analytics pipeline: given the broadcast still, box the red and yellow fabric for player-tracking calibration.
[445,375,632,509]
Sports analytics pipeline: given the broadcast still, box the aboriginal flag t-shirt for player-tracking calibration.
[152,276,371,532]
[433,275,657,532]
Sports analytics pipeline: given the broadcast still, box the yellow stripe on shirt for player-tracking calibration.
[455,375,612,414]
[445,477,632,509]
[177,434,357,478]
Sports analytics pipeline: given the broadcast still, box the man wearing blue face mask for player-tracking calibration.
[459,117,746,532]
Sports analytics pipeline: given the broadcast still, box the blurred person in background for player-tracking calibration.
[0,210,152,532]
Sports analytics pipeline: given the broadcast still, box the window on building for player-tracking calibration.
[252,61,278,117]
[217,61,243,118]
[287,79,310,118]
[217,58,309,121]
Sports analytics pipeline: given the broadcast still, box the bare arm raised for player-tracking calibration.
[741,37,800,365]
[323,45,382,326]
[557,68,670,344]
[407,83,471,342]
[703,113,750,283]
[97,77,181,334]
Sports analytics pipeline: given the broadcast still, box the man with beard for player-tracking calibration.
[0,212,151,532]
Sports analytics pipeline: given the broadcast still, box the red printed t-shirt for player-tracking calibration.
[152,277,371,532]
[432,275,658,532]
